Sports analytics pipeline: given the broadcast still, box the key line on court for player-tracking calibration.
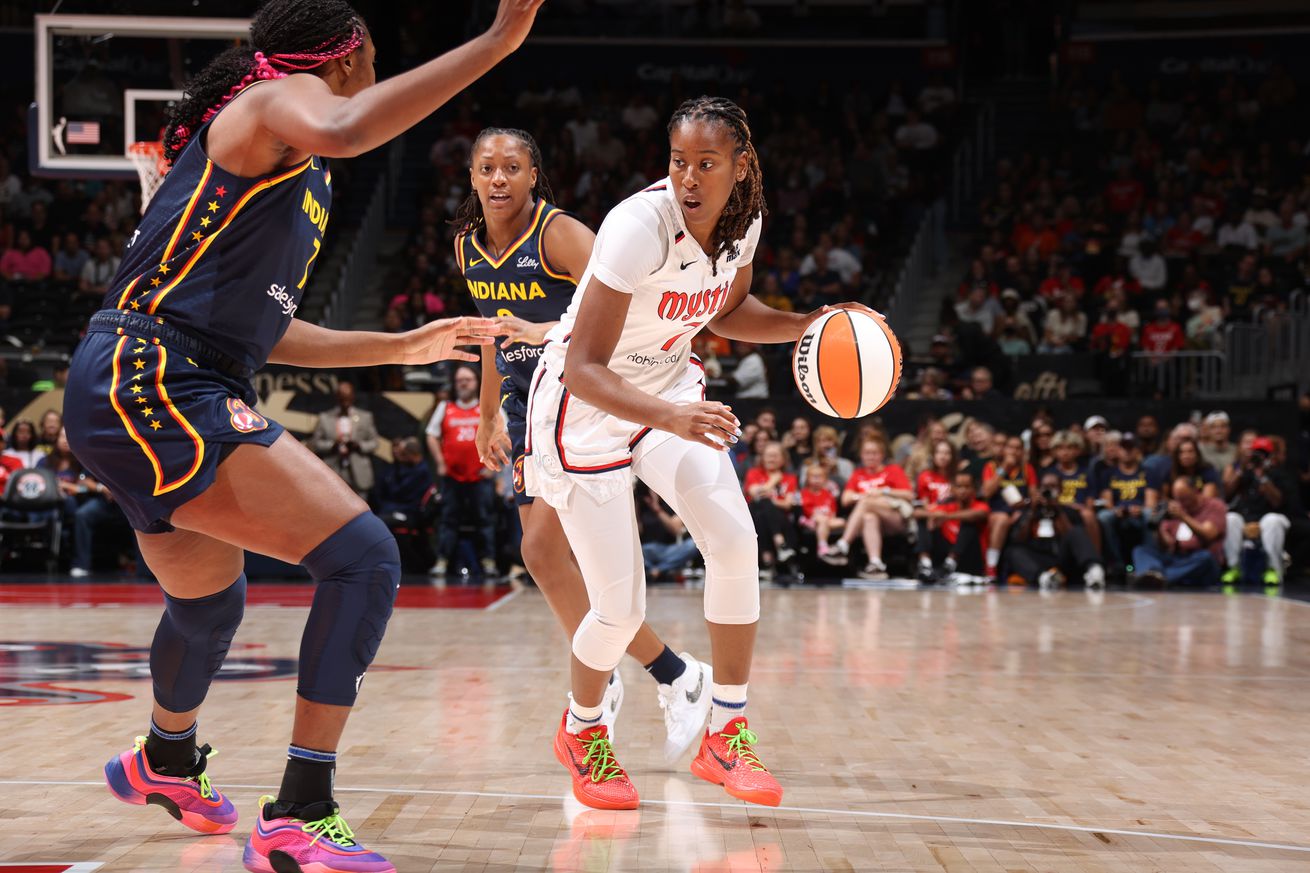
[483,588,523,612]
[7,779,1309,855]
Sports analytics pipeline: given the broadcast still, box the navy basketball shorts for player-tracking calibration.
[503,389,534,507]
[64,324,284,534]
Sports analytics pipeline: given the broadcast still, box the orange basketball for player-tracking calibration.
[792,309,902,419]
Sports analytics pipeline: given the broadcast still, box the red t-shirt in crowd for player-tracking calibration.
[0,455,23,491]
[743,468,799,503]
[1139,320,1185,353]
[845,463,911,496]
[1105,177,1144,213]
[800,485,838,522]
[1092,274,1141,299]
[932,499,990,546]
[1038,275,1086,300]
[428,399,483,483]
[916,469,952,505]
[1090,320,1133,352]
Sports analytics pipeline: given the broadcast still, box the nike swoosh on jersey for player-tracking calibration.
[685,665,705,704]
[680,260,696,270]
[469,257,485,267]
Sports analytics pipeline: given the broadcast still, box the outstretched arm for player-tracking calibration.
[247,0,544,159]
[268,317,496,368]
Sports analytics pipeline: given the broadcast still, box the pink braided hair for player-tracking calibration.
[171,28,362,155]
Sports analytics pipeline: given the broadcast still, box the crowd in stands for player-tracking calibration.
[920,63,1310,398]
[275,372,1305,591]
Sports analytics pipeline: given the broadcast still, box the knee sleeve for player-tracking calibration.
[299,511,401,706]
[636,438,759,625]
[572,602,645,673]
[151,574,246,712]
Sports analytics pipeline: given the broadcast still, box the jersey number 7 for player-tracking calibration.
[660,321,703,352]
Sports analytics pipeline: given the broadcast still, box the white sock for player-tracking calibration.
[985,547,1000,567]
[708,682,748,733]
[567,694,604,735]
[919,555,932,569]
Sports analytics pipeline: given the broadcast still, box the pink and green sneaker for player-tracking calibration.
[104,736,237,834]
[242,795,396,873]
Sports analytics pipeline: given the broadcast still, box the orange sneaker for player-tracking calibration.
[553,710,639,810]
[690,717,782,807]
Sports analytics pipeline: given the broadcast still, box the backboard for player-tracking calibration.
[33,14,250,179]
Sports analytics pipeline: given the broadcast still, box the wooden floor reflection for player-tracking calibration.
[2,585,1309,871]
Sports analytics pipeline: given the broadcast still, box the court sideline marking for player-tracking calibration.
[4,779,1307,855]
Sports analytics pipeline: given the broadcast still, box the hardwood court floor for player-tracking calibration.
[2,583,1309,872]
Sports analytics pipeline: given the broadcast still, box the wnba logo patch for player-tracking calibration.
[513,455,525,494]
[227,398,269,434]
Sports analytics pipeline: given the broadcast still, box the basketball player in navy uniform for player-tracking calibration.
[452,128,713,761]
[64,2,543,871]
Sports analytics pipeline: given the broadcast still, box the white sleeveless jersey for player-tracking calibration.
[538,178,761,396]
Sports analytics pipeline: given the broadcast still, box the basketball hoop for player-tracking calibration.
[127,141,168,213]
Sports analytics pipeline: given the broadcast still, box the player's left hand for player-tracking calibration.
[494,316,551,348]
[400,316,498,364]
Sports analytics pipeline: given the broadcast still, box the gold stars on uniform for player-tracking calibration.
[192,232,204,242]
[207,201,219,213]
[129,385,144,394]
[157,264,170,275]
[133,359,146,371]
[200,216,212,228]
[135,396,148,405]
[129,300,141,310]
[150,277,162,288]
[150,420,163,431]
[141,406,154,418]
[186,358,197,367]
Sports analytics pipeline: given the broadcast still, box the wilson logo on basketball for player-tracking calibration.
[227,398,269,433]
[657,281,731,323]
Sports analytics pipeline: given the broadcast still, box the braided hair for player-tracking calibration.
[667,96,768,275]
[451,128,557,238]
[162,0,365,166]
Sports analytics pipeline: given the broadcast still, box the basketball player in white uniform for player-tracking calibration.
[525,97,872,810]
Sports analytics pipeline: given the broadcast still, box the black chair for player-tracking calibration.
[0,467,65,572]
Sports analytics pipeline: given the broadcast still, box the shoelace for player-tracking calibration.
[581,730,625,783]
[133,736,220,799]
[302,812,358,847]
[723,724,768,772]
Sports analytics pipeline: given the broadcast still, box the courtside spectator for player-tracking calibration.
[3,420,40,469]
[1201,411,1237,471]
[426,365,495,576]
[799,461,843,560]
[1097,433,1149,572]
[823,437,913,580]
[638,486,698,581]
[981,435,1036,575]
[311,381,379,499]
[1132,477,1226,587]
[743,441,800,570]
[913,471,988,583]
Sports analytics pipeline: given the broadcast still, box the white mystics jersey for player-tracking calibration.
[538,178,762,395]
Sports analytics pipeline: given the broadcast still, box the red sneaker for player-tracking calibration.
[690,717,782,806]
[553,710,639,810]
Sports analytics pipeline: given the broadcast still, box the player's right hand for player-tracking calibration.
[477,416,513,471]
[488,0,546,54]
[666,401,740,452]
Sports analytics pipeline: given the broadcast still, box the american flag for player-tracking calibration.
[66,121,101,145]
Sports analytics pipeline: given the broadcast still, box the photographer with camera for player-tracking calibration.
[1222,436,1291,585]
[1005,471,1105,589]
[1130,477,1226,586]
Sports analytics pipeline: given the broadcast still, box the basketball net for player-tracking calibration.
[127,141,168,214]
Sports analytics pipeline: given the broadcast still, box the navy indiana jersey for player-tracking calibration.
[100,105,332,373]
[455,199,577,396]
